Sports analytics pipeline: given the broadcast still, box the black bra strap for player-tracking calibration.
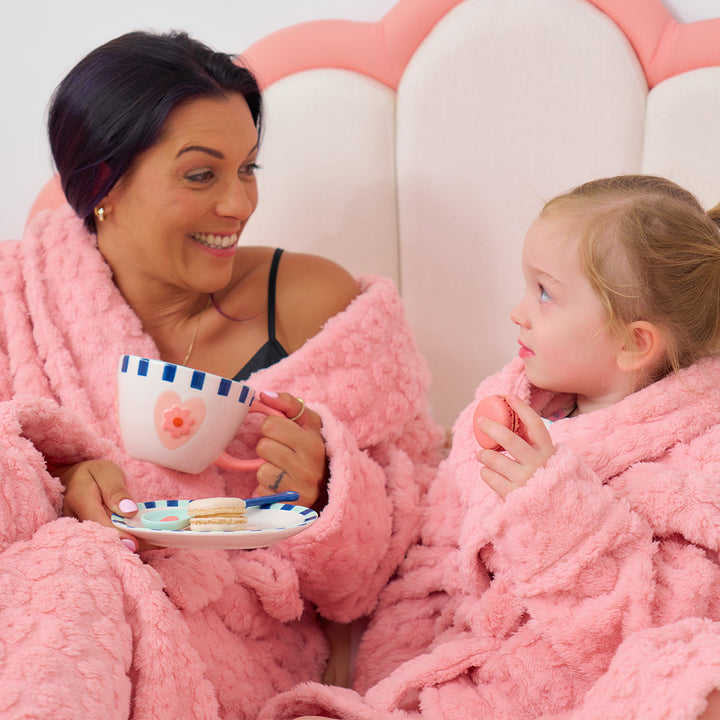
[267,248,284,342]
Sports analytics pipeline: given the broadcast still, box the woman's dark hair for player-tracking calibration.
[48,31,263,232]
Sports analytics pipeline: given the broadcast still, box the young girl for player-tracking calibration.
[260,175,720,720]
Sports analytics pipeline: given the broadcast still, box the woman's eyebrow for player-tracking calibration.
[176,145,225,159]
[176,143,260,160]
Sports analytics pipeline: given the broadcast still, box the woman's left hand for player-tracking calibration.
[255,391,328,509]
[477,394,556,499]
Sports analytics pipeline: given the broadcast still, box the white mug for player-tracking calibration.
[116,354,280,473]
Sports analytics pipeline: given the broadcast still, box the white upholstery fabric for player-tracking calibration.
[642,67,720,209]
[242,70,400,283]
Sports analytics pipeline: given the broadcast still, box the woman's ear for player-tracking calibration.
[617,321,666,373]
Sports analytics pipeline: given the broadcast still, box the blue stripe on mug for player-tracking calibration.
[239,385,249,403]
[138,358,149,376]
[191,370,206,390]
[162,364,177,382]
[218,378,232,396]
[121,355,129,373]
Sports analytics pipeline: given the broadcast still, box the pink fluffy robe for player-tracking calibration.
[261,356,720,719]
[0,207,444,719]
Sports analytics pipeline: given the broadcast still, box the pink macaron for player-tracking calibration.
[472,394,524,451]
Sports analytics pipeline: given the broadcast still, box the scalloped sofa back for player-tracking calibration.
[29,0,720,427]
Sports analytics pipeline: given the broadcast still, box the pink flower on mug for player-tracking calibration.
[162,404,196,438]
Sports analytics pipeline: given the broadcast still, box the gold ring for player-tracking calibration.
[289,398,305,422]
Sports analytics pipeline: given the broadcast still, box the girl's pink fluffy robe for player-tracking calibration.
[260,355,720,720]
[0,206,444,719]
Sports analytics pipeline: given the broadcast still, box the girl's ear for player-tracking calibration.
[617,321,666,373]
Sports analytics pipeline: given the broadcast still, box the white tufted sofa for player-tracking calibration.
[31,0,720,428]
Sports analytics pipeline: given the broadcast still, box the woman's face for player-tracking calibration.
[98,93,259,295]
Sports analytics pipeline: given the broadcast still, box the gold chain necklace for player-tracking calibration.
[182,296,210,366]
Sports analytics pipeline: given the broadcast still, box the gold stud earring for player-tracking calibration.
[94,207,106,222]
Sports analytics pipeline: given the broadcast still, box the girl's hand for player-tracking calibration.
[476,395,556,498]
[56,459,140,551]
[255,392,328,510]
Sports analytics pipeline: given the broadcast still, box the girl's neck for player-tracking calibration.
[574,387,635,416]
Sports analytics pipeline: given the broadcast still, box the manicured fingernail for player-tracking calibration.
[121,538,137,552]
[119,498,138,513]
[263,390,279,398]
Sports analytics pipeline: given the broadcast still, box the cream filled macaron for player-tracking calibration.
[187,497,247,532]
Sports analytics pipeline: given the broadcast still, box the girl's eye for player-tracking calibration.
[539,284,552,303]
[186,170,214,184]
[239,162,261,178]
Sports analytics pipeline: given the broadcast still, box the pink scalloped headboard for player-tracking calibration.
[243,0,720,90]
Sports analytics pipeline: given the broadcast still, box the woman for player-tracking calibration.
[0,31,444,718]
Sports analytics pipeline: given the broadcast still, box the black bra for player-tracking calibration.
[233,248,289,381]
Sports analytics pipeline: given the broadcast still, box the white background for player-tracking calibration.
[1,0,717,239]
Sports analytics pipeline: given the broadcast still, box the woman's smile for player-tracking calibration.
[190,231,240,250]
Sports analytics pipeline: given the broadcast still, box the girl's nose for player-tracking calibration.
[510,297,529,327]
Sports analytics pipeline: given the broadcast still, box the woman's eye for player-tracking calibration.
[186,170,214,184]
[239,162,261,178]
[539,284,552,302]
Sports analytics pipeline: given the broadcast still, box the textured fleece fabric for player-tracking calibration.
[260,355,720,720]
[0,206,445,719]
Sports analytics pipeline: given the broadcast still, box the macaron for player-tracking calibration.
[186,497,247,532]
[472,394,524,451]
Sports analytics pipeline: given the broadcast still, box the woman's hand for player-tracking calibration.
[476,395,556,499]
[55,459,140,551]
[255,391,328,510]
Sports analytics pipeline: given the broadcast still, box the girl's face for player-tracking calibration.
[98,93,259,296]
[510,214,635,411]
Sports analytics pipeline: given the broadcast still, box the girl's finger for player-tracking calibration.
[480,465,515,498]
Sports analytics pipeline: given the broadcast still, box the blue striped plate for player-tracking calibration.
[111,500,317,549]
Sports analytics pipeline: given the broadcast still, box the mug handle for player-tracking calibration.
[214,400,284,471]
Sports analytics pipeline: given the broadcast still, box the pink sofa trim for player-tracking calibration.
[242,0,464,91]
[587,0,720,88]
[243,0,720,91]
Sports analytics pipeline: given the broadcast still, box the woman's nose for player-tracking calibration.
[216,179,257,221]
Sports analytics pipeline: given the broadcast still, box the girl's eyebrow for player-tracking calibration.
[531,267,565,287]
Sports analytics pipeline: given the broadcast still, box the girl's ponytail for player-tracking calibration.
[707,201,720,230]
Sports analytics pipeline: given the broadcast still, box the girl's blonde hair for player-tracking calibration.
[542,175,720,379]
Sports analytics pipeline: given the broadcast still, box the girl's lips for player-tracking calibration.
[518,342,534,359]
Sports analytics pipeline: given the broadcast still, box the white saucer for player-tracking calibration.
[111,500,317,549]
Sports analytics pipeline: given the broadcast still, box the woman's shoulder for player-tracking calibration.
[275,250,360,352]
[278,250,359,297]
